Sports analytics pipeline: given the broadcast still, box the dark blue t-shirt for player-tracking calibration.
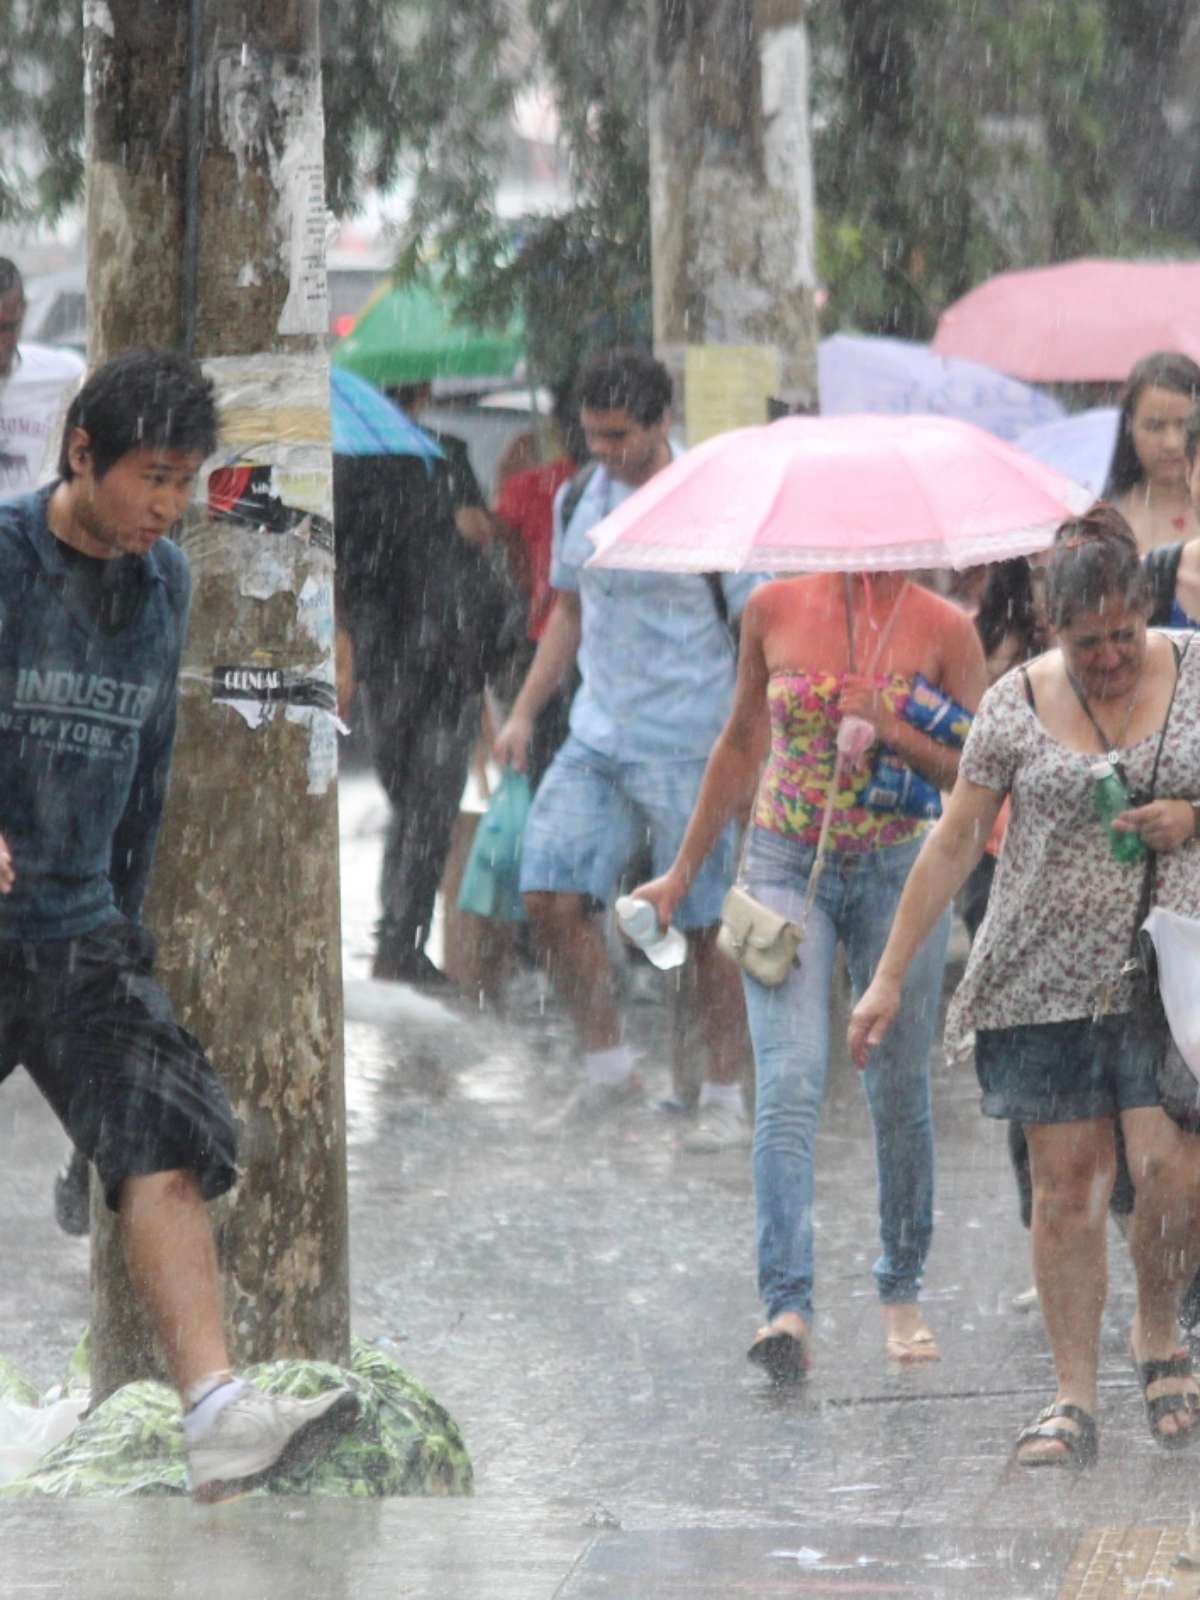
[0,486,191,940]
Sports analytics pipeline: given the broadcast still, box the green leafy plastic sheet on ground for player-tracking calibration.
[0,1338,472,1498]
[0,1353,41,1409]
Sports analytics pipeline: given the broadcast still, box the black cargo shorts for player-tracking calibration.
[0,914,238,1210]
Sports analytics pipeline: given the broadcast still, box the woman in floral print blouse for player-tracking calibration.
[852,504,1200,1470]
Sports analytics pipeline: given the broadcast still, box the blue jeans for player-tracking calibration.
[741,827,950,1321]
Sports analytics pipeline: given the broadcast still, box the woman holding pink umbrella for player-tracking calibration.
[633,567,986,1377]
[588,412,1086,1375]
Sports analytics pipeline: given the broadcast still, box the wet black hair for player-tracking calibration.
[1102,350,1200,497]
[975,559,1048,664]
[1044,502,1149,630]
[549,382,587,464]
[576,347,672,427]
[0,258,24,302]
[1185,404,1200,465]
[58,347,218,480]
[384,381,433,412]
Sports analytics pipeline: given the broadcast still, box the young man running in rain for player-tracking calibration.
[494,348,759,1143]
[0,348,357,1500]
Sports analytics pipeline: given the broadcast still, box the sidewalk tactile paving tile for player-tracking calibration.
[1060,1527,1200,1599]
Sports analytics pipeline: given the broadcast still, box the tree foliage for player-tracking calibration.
[1,0,1197,360]
[0,1,83,222]
[811,0,1199,339]
[411,0,652,389]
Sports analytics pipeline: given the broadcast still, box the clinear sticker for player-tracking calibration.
[211,665,336,712]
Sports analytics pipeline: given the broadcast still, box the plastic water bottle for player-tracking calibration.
[1090,759,1145,863]
[615,895,687,970]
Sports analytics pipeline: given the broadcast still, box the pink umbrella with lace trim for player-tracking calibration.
[584,413,1093,575]
[931,258,1200,382]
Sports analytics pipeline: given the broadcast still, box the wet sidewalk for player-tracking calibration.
[3,770,1199,1597]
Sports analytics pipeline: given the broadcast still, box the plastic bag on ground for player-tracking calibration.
[0,1347,89,1487]
[0,1353,41,1409]
[0,1397,89,1487]
[0,1338,472,1499]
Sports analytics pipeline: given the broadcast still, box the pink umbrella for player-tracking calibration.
[932,258,1200,382]
[585,413,1093,575]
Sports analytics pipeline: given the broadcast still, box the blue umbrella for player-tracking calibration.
[1014,408,1119,497]
[818,333,1064,442]
[330,367,445,463]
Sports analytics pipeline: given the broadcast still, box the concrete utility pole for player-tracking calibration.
[85,0,348,1398]
[646,0,820,426]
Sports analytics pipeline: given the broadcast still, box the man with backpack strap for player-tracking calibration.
[494,348,758,1145]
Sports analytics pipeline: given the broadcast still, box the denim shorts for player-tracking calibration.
[518,736,736,928]
[974,1012,1161,1124]
[0,916,239,1210]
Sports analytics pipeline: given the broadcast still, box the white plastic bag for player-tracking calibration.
[1141,906,1200,1080]
[0,1396,88,1486]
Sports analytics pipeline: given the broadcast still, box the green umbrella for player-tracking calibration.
[333,274,524,387]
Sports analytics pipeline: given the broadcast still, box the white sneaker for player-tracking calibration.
[533,1071,645,1136]
[681,1102,752,1154]
[1010,1285,1039,1313]
[186,1384,359,1503]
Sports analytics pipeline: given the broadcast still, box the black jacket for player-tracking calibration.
[334,432,518,693]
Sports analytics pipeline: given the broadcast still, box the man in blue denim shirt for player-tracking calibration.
[0,349,356,1499]
[495,349,760,1144]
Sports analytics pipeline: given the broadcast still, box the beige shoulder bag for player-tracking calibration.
[717,751,843,986]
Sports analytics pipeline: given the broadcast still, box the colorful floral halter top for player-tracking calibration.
[753,671,930,853]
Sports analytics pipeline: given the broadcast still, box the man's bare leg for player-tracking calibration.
[121,1167,360,1502]
[120,1168,230,1397]
[691,927,751,1090]
[525,890,621,1052]
[679,929,754,1150]
[524,889,644,1128]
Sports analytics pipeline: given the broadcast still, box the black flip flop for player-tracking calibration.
[747,1327,810,1385]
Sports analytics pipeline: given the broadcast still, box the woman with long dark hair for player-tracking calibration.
[1103,351,1200,553]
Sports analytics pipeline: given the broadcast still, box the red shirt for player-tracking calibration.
[494,456,577,639]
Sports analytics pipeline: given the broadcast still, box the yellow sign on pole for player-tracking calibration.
[683,344,780,446]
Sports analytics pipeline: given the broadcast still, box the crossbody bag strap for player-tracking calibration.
[793,581,907,916]
[798,748,845,920]
[843,573,910,676]
[731,744,845,914]
[1068,672,1124,758]
[1130,635,1190,946]
[1146,542,1186,627]
[557,460,600,534]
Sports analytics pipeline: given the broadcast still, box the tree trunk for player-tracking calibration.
[646,0,819,421]
[86,0,349,1401]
